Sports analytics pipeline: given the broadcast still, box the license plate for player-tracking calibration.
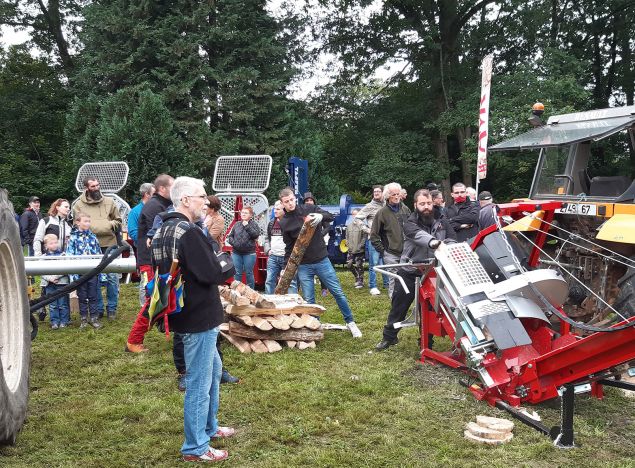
[556,203,597,216]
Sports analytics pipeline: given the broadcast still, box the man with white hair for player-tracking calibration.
[153,176,234,462]
[370,182,411,298]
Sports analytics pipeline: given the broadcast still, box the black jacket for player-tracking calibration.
[279,204,334,264]
[400,209,456,274]
[447,200,479,242]
[478,204,498,230]
[137,193,172,266]
[20,209,41,245]
[152,212,225,334]
[228,220,260,254]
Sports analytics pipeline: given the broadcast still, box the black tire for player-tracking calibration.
[613,256,635,319]
[0,193,31,445]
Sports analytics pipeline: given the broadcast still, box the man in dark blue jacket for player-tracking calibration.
[279,187,362,338]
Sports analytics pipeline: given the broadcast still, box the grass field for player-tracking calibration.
[1,269,635,467]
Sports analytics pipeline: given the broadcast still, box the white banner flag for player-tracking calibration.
[476,55,493,181]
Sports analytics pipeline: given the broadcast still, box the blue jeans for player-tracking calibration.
[96,273,119,317]
[265,254,297,294]
[180,327,222,456]
[77,276,100,321]
[232,252,256,289]
[45,284,70,326]
[297,257,354,323]
[368,242,388,289]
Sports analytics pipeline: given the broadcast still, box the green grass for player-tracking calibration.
[2,268,635,467]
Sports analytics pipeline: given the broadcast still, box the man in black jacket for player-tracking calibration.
[375,189,456,350]
[126,174,174,353]
[152,176,234,463]
[279,187,362,338]
[20,195,41,256]
[447,182,479,242]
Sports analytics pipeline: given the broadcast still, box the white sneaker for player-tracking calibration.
[347,321,362,338]
[369,287,381,296]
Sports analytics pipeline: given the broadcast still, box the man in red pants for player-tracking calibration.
[125,174,174,352]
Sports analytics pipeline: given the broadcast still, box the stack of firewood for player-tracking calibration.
[219,281,325,353]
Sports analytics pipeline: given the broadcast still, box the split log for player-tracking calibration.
[297,341,316,350]
[250,339,269,353]
[235,315,254,327]
[464,430,512,445]
[219,286,250,306]
[250,316,273,331]
[285,340,297,348]
[275,218,317,294]
[220,331,251,354]
[225,304,325,317]
[290,314,312,329]
[263,340,283,352]
[300,314,321,330]
[266,315,290,330]
[465,422,511,440]
[230,281,276,308]
[229,321,324,341]
[219,322,230,332]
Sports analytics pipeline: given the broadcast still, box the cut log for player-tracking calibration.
[465,422,511,440]
[220,331,251,354]
[267,315,290,330]
[230,281,276,308]
[250,316,273,331]
[225,304,325,317]
[229,321,324,341]
[297,341,316,350]
[235,315,254,327]
[219,322,230,332]
[475,416,514,433]
[285,340,297,348]
[218,286,250,306]
[263,340,283,352]
[275,218,317,294]
[250,339,269,353]
[464,430,512,445]
[301,314,321,330]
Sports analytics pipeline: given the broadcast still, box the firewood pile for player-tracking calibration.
[219,281,325,353]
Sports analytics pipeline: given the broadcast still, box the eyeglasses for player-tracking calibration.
[187,194,207,200]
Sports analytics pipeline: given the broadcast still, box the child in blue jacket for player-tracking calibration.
[66,213,104,329]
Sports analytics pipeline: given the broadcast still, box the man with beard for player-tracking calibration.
[375,189,456,351]
[73,177,123,319]
[447,182,479,242]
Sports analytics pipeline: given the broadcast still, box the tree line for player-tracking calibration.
[1,0,633,209]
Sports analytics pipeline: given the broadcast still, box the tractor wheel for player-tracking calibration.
[613,257,635,319]
[0,194,31,445]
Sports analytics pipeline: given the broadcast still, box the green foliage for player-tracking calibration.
[0,46,73,209]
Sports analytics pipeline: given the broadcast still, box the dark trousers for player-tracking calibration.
[173,333,225,375]
[382,271,418,342]
[77,276,99,320]
[347,251,365,284]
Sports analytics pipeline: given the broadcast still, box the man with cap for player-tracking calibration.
[20,196,42,256]
[478,191,497,230]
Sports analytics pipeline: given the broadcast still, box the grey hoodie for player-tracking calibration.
[354,199,384,234]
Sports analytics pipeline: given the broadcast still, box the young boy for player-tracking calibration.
[66,213,103,329]
[40,234,70,329]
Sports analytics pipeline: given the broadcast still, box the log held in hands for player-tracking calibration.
[275,218,317,294]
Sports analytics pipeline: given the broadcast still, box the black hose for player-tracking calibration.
[29,243,131,312]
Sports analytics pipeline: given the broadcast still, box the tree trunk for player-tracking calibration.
[274,218,317,294]
[457,126,473,186]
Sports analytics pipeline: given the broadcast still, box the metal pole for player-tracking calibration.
[24,255,137,276]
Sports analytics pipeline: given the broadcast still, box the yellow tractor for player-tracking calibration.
[490,105,635,324]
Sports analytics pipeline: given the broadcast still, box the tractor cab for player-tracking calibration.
[490,105,635,204]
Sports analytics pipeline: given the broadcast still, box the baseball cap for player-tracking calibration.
[29,196,40,203]
[478,191,492,201]
[303,192,316,203]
